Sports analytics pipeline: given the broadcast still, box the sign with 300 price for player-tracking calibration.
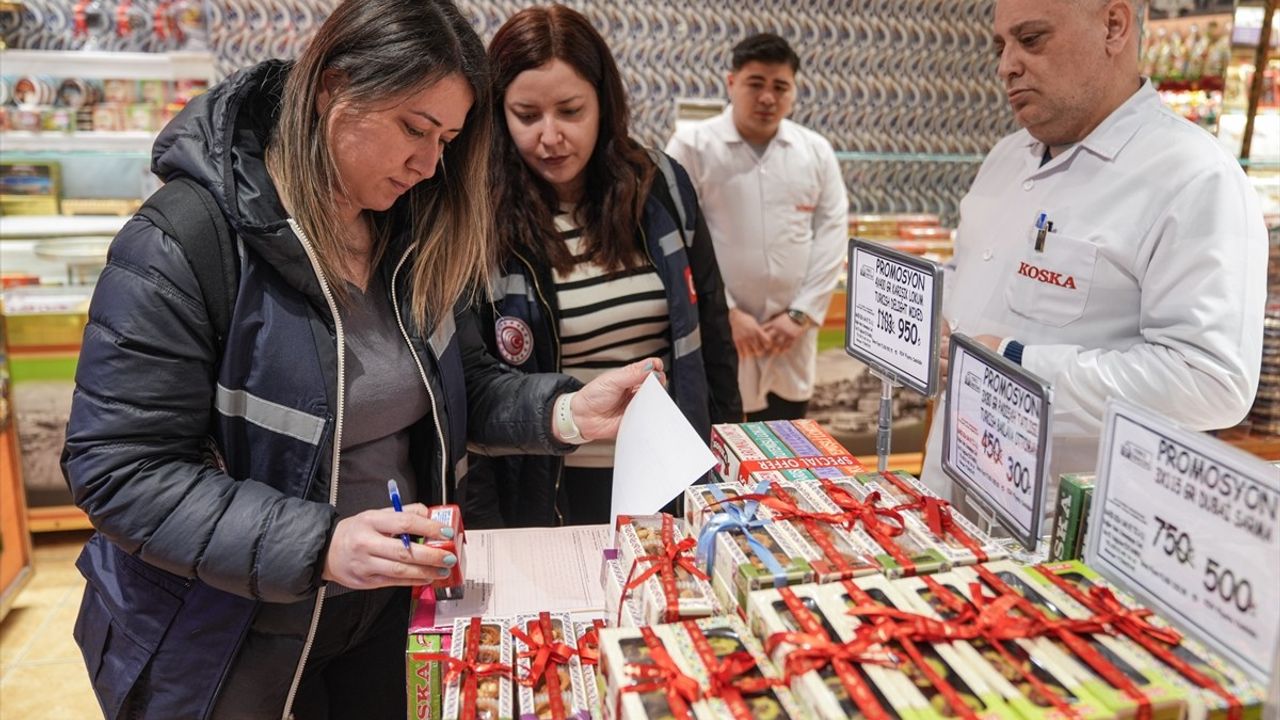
[845,239,943,396]
[1087,399,1280,684]
[942,334,1052,549]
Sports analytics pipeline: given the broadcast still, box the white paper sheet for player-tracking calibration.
[610,372,717,524]
[422,524,611,628]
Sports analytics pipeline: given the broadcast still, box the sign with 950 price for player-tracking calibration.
[846,239,943,396]
[1086,400,1280,684]
[942,334,1052,550]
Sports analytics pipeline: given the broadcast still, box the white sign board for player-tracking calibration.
[1086,400,1280,684]
[942,334,1052,549]
[846,239,943,396]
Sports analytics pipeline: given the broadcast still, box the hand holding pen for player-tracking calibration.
[319,483,459,591]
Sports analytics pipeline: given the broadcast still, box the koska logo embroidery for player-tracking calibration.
[495,316,534,366]
[1017,261,1078,289]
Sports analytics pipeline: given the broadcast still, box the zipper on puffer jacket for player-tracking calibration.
[511,249,565,526]
[389,248,447,503]
[280,218,346,720]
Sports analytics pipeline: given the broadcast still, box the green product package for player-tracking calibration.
[1048,473,1095,562]
[406,631,446,720]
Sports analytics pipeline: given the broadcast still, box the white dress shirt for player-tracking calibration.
[922,81,1267,506]
[667,108,850,412]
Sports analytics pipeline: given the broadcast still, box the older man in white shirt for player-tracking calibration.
[667,33,849,420]
[922,0,1266,507]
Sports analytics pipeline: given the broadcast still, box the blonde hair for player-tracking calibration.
[267,0,492,330]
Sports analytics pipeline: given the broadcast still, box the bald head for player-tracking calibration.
[993,0,1144,146]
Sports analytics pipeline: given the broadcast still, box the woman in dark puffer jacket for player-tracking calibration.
[62,1,659,718]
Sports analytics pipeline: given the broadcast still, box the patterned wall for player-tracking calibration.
[9,0,1020,224]
[205,0,1017,224]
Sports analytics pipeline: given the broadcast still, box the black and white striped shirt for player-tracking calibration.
[554,206,670,467]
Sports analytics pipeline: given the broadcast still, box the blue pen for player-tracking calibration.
[1034,212,1049,252]
[387,479,412,549]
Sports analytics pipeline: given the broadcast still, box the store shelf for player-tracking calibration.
[26,504,92,533]
[1,130,156,155]
[835,151,986,164]
[0,49,216,81]
[0,214,128,239]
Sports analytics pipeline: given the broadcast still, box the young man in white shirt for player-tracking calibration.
[666,33,849,421]
[923,0,1266,505]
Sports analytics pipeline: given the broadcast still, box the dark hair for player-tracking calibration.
[731,32,801,73]
[488,4,655,274]
[269,0,492,328]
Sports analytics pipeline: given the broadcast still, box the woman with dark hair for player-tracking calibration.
[467,4,741,527]
[62,1,658,717]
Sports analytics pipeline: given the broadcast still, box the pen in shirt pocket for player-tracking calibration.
[1034,212,1056,252]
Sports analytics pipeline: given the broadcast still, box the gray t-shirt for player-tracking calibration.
[330,271,432,593]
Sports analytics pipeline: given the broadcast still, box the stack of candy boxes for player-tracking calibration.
[593,420,1266,719]
[408,420,1267,719]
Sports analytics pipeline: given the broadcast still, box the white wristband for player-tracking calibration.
[554,392,589,445]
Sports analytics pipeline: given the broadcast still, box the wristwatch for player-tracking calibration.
[786,309,811,328]
[554,392,590,445]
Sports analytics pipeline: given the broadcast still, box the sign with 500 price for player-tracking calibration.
[1087,400,1280,684]
[942,333,1052,550]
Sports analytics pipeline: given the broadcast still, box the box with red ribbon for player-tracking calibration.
[599,623,688,720]
[597,616,803,720]
[854,470,1007,567]
[796,475,948,577]
[601,550,646,629]
[721,477,883,585]
[952,562,1188,720]
[574,620,607,720]
[440,616,515,720]
[683,482,814,612]
[665,615,807,719]
[512,612,591,720]
[815,574,1024,719]
[1026,560,1266,719]
[616,515,718,625]
[891,572,1113,719]
[715,422,956,578]
[745,582,913,719]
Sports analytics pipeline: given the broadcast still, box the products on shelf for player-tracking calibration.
[0,72,207,133]
[1,0,207,52]
[1143,21,1233,85]
[0,159,60,214]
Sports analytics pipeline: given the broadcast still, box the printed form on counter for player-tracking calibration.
[1087,399,1280,685]
[412,525,612,629]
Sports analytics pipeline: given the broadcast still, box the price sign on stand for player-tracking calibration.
[845,239,943,472]
[941,334,1052,550]
[1085,400,1280,684]
[845,239,943,396]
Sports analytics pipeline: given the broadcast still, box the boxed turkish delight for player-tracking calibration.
[512,612,591,720]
